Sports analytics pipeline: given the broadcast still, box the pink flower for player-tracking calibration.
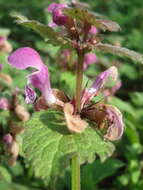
[8,47,56,105]
[81,66,118,107]
[80,66,124,140]
[103,80,122,97]
[0,97,10,110]
[3,134,13,145]
[47,3,68,26]
[104,105,124,141]
[89,26,98,35]
[83,53,97,69]
[25,85,37,104]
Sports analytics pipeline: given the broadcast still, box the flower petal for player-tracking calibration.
[8,47,56,105]
[83,53,97,70]
[81,66,118,107]
[25,85,37,104]
[8,47,43,70]
[104,105,124,141]
[64,103,88,133]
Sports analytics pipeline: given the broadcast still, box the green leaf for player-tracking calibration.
[22,110,114,185]
[0,28,10,36]
[0,180,38,190]
[94,43,143,64]
[0,166,12,182]
[11,12,71,47]
[81,158,124,190]
[130,92,143,107]
[64,8,120,31]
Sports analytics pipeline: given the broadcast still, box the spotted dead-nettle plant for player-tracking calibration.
[8,2,143,190]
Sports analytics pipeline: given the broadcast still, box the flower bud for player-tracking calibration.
[89,26,98,35]
[83,53,97,69]
[0,36,12,53]
[0,98,10,110]
[15,105,30,121]
[3,134,13,146]
[47,3,69,26]
[7,140,19,166]
[0,73,13,86]
[53,8,68,26]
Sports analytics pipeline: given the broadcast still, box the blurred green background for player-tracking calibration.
[0,0,143,190]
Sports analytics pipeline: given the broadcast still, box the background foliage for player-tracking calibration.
[0,0,143,189]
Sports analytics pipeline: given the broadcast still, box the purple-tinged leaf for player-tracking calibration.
[64,8,120,31]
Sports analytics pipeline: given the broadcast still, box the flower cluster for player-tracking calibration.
[8,46,124,141]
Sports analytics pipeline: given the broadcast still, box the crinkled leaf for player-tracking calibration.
[64,8,120,31]
[11,12,71,47]
[94,43,143,64]
[22,110,114,185]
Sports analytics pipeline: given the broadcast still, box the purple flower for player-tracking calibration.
[25,85,37,104]
[104,105,124,141]
[0,97,10,110]
[103,80,122,97]
[83,53,97,69]
[8,47,56,105]
[47,3,68,26]
[3,134,13,145]
[89,26,98,35]
[81,66,118,108]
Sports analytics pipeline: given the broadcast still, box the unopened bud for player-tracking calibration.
[7,140,19,166]
[3,134,13,145]
[15,105,30,121]
[0,73,13,87]
[89,26,98,35]
[0,97,10,110]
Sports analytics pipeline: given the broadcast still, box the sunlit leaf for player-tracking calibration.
[22,110,114,185]
[93,43,143,64]
[10,12,71,47]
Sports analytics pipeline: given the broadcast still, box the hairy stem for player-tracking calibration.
[71,155,81,190]
[75,49,85,112]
